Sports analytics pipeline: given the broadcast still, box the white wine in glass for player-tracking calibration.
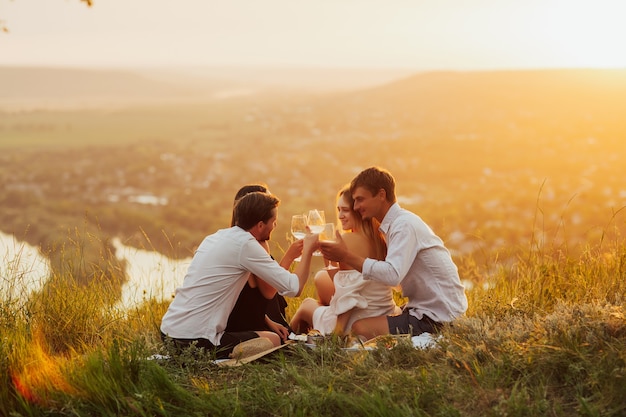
[291,214,307,261]
[319,222,336,242]
[320,223,339,270]
[307,210,325,234]
[307,210,325,256]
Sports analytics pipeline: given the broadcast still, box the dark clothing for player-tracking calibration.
[387,307,442,336]
[226,282,271,331]
[160,330,258,359]
[264,254,291,330]
[161,281,276,360]
[267,293,290,329]
[226,282,293,335]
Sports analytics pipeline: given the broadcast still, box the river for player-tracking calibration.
[111,238,191,309]
[0,232,191,309]
[0,231,51,303]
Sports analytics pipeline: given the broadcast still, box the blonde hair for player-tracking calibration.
[337,185,386,260]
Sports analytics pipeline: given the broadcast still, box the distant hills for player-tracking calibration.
[0,66,413,106]
[0,67,197,99]
[316,68,626,136]
[0,66,270,109]
[2,66,626,119]
[370,68,626,94]
[341,68,626,111]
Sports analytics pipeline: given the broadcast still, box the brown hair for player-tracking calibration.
[231,183,269,226]
[233,192,280,230]
[338,185,386,260]
[350,166,396,204]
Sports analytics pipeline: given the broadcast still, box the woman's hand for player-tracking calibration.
[302,232,320,257]
[266,317,289,341]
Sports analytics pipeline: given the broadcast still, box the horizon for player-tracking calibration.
[3,62,626,72]
[2,65,626,112]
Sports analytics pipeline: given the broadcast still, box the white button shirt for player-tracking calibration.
[160,226,300,345]
[362,203,468,323]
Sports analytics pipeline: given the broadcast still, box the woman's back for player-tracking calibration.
[339,232,371,270]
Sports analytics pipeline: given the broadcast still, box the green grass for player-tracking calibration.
[1,234,625,417]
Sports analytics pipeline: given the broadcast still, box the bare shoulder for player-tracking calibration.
[340,232,370,259]
[341,232,367,245]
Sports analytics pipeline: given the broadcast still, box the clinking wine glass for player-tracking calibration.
[291,214,307,262]
[320,223,339,270]
[307,210,325,256]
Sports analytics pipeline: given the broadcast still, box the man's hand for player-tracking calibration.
[281,239,304,266]
[302,231,319,256]
[319,230,347,262]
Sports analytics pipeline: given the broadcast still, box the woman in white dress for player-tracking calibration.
[290,186,400,335]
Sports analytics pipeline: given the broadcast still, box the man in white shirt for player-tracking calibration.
[160,191,317,358]
[320,167,467,340]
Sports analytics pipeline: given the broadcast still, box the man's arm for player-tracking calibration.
[291,233,317,296]
[242,239,303,297]
[321,226,418,287]
[255,239,304,297]
[247,233,318,297]
[365,226,419,286]
[255,240,278,299]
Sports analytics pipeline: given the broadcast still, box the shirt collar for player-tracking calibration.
[379,202,401,234]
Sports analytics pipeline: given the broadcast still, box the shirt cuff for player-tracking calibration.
[362,258,376,280]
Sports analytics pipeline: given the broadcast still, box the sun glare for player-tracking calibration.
[10,336,76,406]
[3,0,625,70]
[532,1,626,68]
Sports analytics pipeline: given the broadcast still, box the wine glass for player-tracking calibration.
[320,223,339,270]
[291,214,307,261]
[307,210,325,234]
[307,210,325,256]
[319,222,335,242]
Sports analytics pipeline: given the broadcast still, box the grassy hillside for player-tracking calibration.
[1,226,624,416]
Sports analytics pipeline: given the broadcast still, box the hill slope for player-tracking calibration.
[0,67,196,100]
[331,68,626,117]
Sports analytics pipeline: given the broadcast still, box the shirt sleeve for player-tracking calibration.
[239,239,300,297]
[362,221,421,286]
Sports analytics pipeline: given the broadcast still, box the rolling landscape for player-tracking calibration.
[1,66,625,416]
[2,66,626,275]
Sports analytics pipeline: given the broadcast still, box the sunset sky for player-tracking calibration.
[1,0,625,70]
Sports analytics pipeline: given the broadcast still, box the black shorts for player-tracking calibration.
[387,308,442,336]
[160,331,258,359]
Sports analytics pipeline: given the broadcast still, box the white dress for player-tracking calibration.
[312,269,399,334]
